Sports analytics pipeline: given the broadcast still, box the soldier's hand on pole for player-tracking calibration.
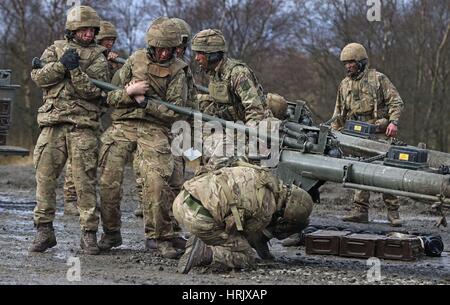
[32,57,43,69]
[125,80,149,97]
[107,51,119,61]
[386,122,398,138]
[60,49,80,70]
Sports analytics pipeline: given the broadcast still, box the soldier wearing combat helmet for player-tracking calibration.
[332,43,404,227]
[30,5,109,254]
[98,17,188,258]
[174,162,313,273]
[191,29,274,166]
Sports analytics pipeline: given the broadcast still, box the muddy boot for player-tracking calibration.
[98,231,122,251]
[134,202,143,218]
[145,238,157,250]
[63,201,79,216]
[29,223,57,253]
[156,240,180,259]
[168,236,187,250]
[178,236,213,274]
[281,233,301,247]
[387,209,402,227]
[80,231,100,255]
[342,202,369,223]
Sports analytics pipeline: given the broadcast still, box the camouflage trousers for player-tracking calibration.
[133,152,185,206]
[33,125,99,231]
[99,120,177,240]
[63,161,77,205]
[173,190,257,269]
[354,190,399,210]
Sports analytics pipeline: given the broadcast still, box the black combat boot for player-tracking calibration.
[29,223,57,253]
[80,230,100,255]
[98,231,122,250]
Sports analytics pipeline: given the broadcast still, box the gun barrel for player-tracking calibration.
[280,150,450,203]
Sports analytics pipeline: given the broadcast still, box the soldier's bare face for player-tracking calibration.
[100,38,116,52]
[75,27,96,43]
[194,52,208,70]
[155,47,173,63]
[176,47,185,58]
[344,60,359,76]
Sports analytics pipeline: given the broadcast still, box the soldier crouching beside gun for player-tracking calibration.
[173,162,313,274]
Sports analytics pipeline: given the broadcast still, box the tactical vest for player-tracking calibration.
[208,58,265,122]
[111,49,187,123]
[341,69,382,123]
[37,40,107,128]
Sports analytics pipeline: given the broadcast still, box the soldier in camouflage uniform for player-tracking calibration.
[30,6,109,254]
[191,29,271,165]
[331,43,404,227]
[174,162,313,273]
[63,20,121,217]
[133,17,197,218]
[98,18,188,258]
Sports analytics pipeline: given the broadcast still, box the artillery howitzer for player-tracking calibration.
[0,70,29,156]
[32,58,450,227]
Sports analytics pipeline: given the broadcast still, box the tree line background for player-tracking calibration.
[1,0,449,157]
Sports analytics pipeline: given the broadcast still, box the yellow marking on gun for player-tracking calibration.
[399,153,410,161]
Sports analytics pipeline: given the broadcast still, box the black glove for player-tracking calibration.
[60,49,80,70]
[246,232,274,260]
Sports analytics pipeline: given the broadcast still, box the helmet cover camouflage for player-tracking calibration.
[65,6,101,31]
[192,29,227,53]
[146,17,182,48]
[340,43,368,62]
[97,21,118,41]
[171,18,192,46]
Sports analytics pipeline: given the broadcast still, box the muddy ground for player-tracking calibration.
[0,163,449,285]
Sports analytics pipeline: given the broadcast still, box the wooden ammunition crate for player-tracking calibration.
[340,234,384,259]
[376,236,423,261]
[305,230,351,255]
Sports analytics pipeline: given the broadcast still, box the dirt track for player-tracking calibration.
[0,164,449,285]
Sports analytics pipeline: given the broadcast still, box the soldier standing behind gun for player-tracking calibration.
[29,5,109,254]
[98,18,188,258]
[133,17,196,218]
[331,43,404,227]
[191,29,271,166]
[63,20,121,217]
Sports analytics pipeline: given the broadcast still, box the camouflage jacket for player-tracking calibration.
[31,39,109,129]
[199,57,267,125]
[183,164,284,232]
[107,49,188,127]
[332,67,404,131]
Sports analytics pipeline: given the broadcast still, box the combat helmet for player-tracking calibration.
[283,185,313,226]
[65,6,101,32]
[171,18,192,47]
[340,43,368,62]
[97,21,118,42]
[270,185,313,239]
[192,29,227,53]
[146,17,182,48]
